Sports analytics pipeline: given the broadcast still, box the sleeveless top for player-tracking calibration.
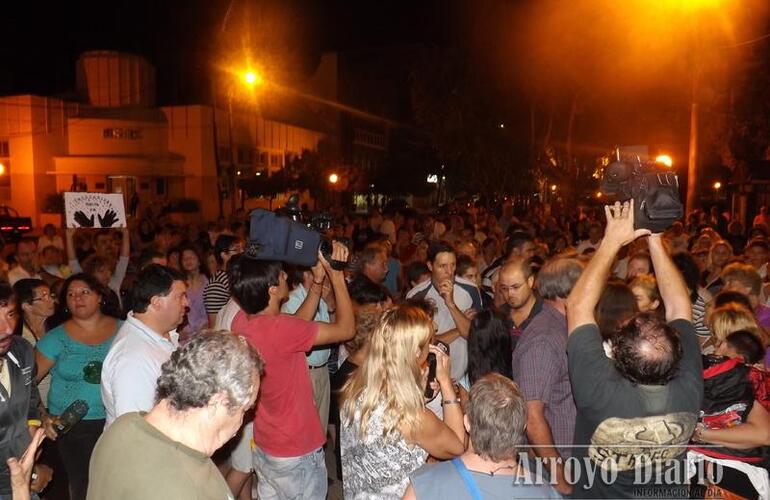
[340,400,428,499]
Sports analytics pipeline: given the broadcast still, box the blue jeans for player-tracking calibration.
[253,447,327,500]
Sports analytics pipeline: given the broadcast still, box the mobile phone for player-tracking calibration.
[423,341,450,399]
[424,353,437,399]
[54,399,89,434]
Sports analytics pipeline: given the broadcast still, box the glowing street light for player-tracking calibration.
[713,181,722,190]
[550,184,557,192]
[655,155,673,168]
[596,191,603,199]
[0,163,5,176]
[243,70,263,87]
[328,173,339,184]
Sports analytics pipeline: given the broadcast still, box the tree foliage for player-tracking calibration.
[409,47,533,196]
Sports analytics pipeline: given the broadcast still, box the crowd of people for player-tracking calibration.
[0,198,769,499]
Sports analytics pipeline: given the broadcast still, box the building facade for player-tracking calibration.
[0,51,328,227]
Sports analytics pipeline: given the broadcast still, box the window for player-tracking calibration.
[156,178,167,196]
[0,160,9,187]
[271,154,281,167]
[260,152,268,165]
[0,140,9,157]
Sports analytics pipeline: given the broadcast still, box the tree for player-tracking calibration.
[409,47,533,197]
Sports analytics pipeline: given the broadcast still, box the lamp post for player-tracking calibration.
[213,69,262,216]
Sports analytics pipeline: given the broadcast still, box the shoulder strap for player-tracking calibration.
[410,283,434,303]
[451,457,484,500]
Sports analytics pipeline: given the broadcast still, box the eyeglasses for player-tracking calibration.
[498,282,526,294]
[66,288,93,299]
[30,292,53,303]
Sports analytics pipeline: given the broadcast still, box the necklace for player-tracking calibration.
[466,453,521,477]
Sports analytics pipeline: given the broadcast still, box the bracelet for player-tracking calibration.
[27,419,42,427]
[442,398,461,405]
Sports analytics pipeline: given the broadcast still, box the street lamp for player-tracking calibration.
[713,181,722,190]
[655,155,673,168]
[329,173,339,184]
[243,70,263,87]
[551,184,557,192]
[213,65,266,215]
[0,163,5,176]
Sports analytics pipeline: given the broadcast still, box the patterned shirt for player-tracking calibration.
[511,302,575,457]
[341,401,428,499]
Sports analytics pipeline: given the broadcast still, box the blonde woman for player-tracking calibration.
[340,306,465,499]
[704,240,733,296]
[705,303,768,355]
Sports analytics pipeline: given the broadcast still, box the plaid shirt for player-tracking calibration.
[511,302,576,458]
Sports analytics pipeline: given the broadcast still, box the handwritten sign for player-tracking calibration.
[64,192,126,229]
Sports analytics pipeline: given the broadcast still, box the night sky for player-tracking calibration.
[3,0,769,174]
[1,0,446,103]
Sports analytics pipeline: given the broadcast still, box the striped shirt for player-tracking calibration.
[692,293,710,338]
[203,270,230,315]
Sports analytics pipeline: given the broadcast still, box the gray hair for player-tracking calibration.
[155,330,264,414]
[466,373,526,462]
[535,257,584,300]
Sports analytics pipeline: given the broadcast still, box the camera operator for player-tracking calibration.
[229,242,354,500]
[566,201,702,498]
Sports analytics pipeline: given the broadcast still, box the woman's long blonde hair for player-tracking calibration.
[707,303,768,346]
[341,305,433,440]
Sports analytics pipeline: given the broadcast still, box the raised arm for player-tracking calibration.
[648,234,692,322]
[566,201,650,333]
[410,346,465,458]
[438,280,471,338]
[65,228,82,273]
[314,243,355,345]
[290,261,325,321]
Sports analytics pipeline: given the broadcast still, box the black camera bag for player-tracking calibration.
[631,171,684,233]
[248,208,320,266]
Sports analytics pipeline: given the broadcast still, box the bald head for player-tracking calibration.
[497,258,535,311]
[500,257,532,279]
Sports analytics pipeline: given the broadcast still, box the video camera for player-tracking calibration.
[600,150,684,232]
[247,194,346,269]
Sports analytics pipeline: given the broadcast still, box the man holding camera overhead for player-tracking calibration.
[229,242,355,500]
[566,201,701,498]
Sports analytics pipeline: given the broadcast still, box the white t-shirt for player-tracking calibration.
[405,278,480,380]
